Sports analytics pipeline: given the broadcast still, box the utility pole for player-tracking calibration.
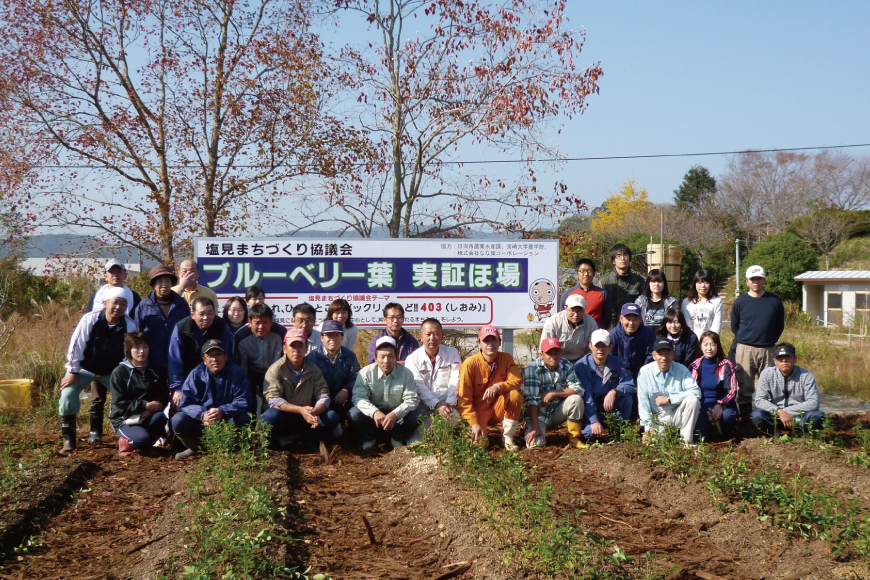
[735,238,740,297]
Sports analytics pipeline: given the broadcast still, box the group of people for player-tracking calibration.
[57,248,825,458]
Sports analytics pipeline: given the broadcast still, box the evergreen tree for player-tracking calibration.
[674,166,717,213]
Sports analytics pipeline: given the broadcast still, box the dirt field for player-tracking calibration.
[2,415,870,580]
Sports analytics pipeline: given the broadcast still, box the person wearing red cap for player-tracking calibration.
[457,326,524,450]
[522,337,586,449]
[261,328,339,450]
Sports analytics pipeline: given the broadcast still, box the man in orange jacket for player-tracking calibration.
[457,326,524,450]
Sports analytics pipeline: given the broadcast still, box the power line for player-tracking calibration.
[40,142,870,170]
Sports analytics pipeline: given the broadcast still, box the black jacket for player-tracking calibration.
[109,360,167,430]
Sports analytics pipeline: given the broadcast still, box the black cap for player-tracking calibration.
[774,343,796,357]
[201,339,226,355]
[652,338,675,352]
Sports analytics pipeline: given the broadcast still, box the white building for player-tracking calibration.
[794,271,870,328]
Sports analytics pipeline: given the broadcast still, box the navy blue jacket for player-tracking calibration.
[574,353,636,426]
[307,346,361,397]
[177,360,250,421]
[609,323,656,379]
[661,331,699,367]
[133,290,190,371]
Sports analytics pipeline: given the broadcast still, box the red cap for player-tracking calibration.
[283,328,308,345]
[477,326,500,341]
[540,337,562,353]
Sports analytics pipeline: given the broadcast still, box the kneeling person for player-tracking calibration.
[637,338,701,444]
[523,338,585,448]
[457,326,524,450]
[751,343,825,433]
[573,329,636,441]
[350,337,421,450]
[109,332,168,456]
[171,339,251,459]
[262,329,339,449]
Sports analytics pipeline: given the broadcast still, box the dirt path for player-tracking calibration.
[0,432,189,580]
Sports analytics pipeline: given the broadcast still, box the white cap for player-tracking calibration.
[746,265,766,279]
[375,336,397,350]
[565,294,586,310]
[102,287,128,303]
[105,259,126,272]
[589,329,611,346]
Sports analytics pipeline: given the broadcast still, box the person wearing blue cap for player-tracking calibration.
[609,303,656,381]
[751,342,825,433]
[307,318,361,428]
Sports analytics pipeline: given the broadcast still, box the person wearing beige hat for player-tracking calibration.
[457,326,524,450]
[541,293,599,363]
[522,337,586,449]
[730,265,785,420]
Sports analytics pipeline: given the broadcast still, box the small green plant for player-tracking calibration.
[173,419,306,580]
[848,424,870,467]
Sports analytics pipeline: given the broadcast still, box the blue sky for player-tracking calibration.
[539,1,870,208]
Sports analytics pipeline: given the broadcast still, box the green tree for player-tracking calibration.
[674,165,716,213]
[744,233,818,301]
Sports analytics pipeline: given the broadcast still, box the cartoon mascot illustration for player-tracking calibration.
[528,278,555,321]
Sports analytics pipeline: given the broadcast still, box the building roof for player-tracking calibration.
[794,270,870,282]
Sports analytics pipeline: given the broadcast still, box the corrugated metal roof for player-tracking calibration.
[794,270,870,281]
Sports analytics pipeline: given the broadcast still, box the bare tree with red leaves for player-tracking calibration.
[285,0,602,238]
[0,0,360,264]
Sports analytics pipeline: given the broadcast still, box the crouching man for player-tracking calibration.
[350,336,421,450]
[405,318,461,423]
[457,326,524,450]
[522,337,586,449]
[171,339,251,459]
[637,338,701,445]
[573,329,636,442]
[262,329,339,450]
[751,342,826,433]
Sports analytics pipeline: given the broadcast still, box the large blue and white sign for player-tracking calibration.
[196,238,559,328]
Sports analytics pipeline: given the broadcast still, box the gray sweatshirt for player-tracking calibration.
[754,365,820,416]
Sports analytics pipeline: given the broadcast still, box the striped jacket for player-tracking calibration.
[688,356,738,406]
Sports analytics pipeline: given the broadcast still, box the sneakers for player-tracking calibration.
[361,440,377,450]
[332,424,343,439]
[118,437,138,457]
[527,436,546,449]
[406,432,424,446]
[390,438,405,449]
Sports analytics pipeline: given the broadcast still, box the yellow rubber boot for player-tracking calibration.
[567,421,589,449]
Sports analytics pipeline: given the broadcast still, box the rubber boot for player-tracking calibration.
[60,415,77,453]
[87,414,103,444]
[502,418,520,451]
[174,434,201,460]
[566,421,589,449]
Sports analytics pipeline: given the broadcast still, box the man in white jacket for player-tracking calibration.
[405,318,461,423]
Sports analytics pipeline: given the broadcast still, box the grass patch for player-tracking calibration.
[167,420,305,580]
[0,437,52,508]
[848,424,870,468]
[420,414,672,579]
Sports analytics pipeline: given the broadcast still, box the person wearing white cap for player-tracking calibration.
[350,336,421,450]
[457,326,524,450]
[541,293,599,363]
[574,329,636,441]
[522,337,586,449]
[730,265,785,421]
[58,288,138,453]
[83,259,141,317]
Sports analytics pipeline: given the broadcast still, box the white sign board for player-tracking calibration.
[196,238,559,328]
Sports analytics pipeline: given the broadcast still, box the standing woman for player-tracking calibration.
[681,269,723,338]
[319,298,358,350]
[688,331,738,441]
[222,297,249,336]
[656,307,699,367]
[635,269,677,328]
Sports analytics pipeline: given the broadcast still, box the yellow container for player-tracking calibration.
[0,379,33,408]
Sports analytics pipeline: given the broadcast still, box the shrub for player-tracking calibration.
[743,233,818,300]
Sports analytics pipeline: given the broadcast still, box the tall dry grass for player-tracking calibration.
[0,303,78,417]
